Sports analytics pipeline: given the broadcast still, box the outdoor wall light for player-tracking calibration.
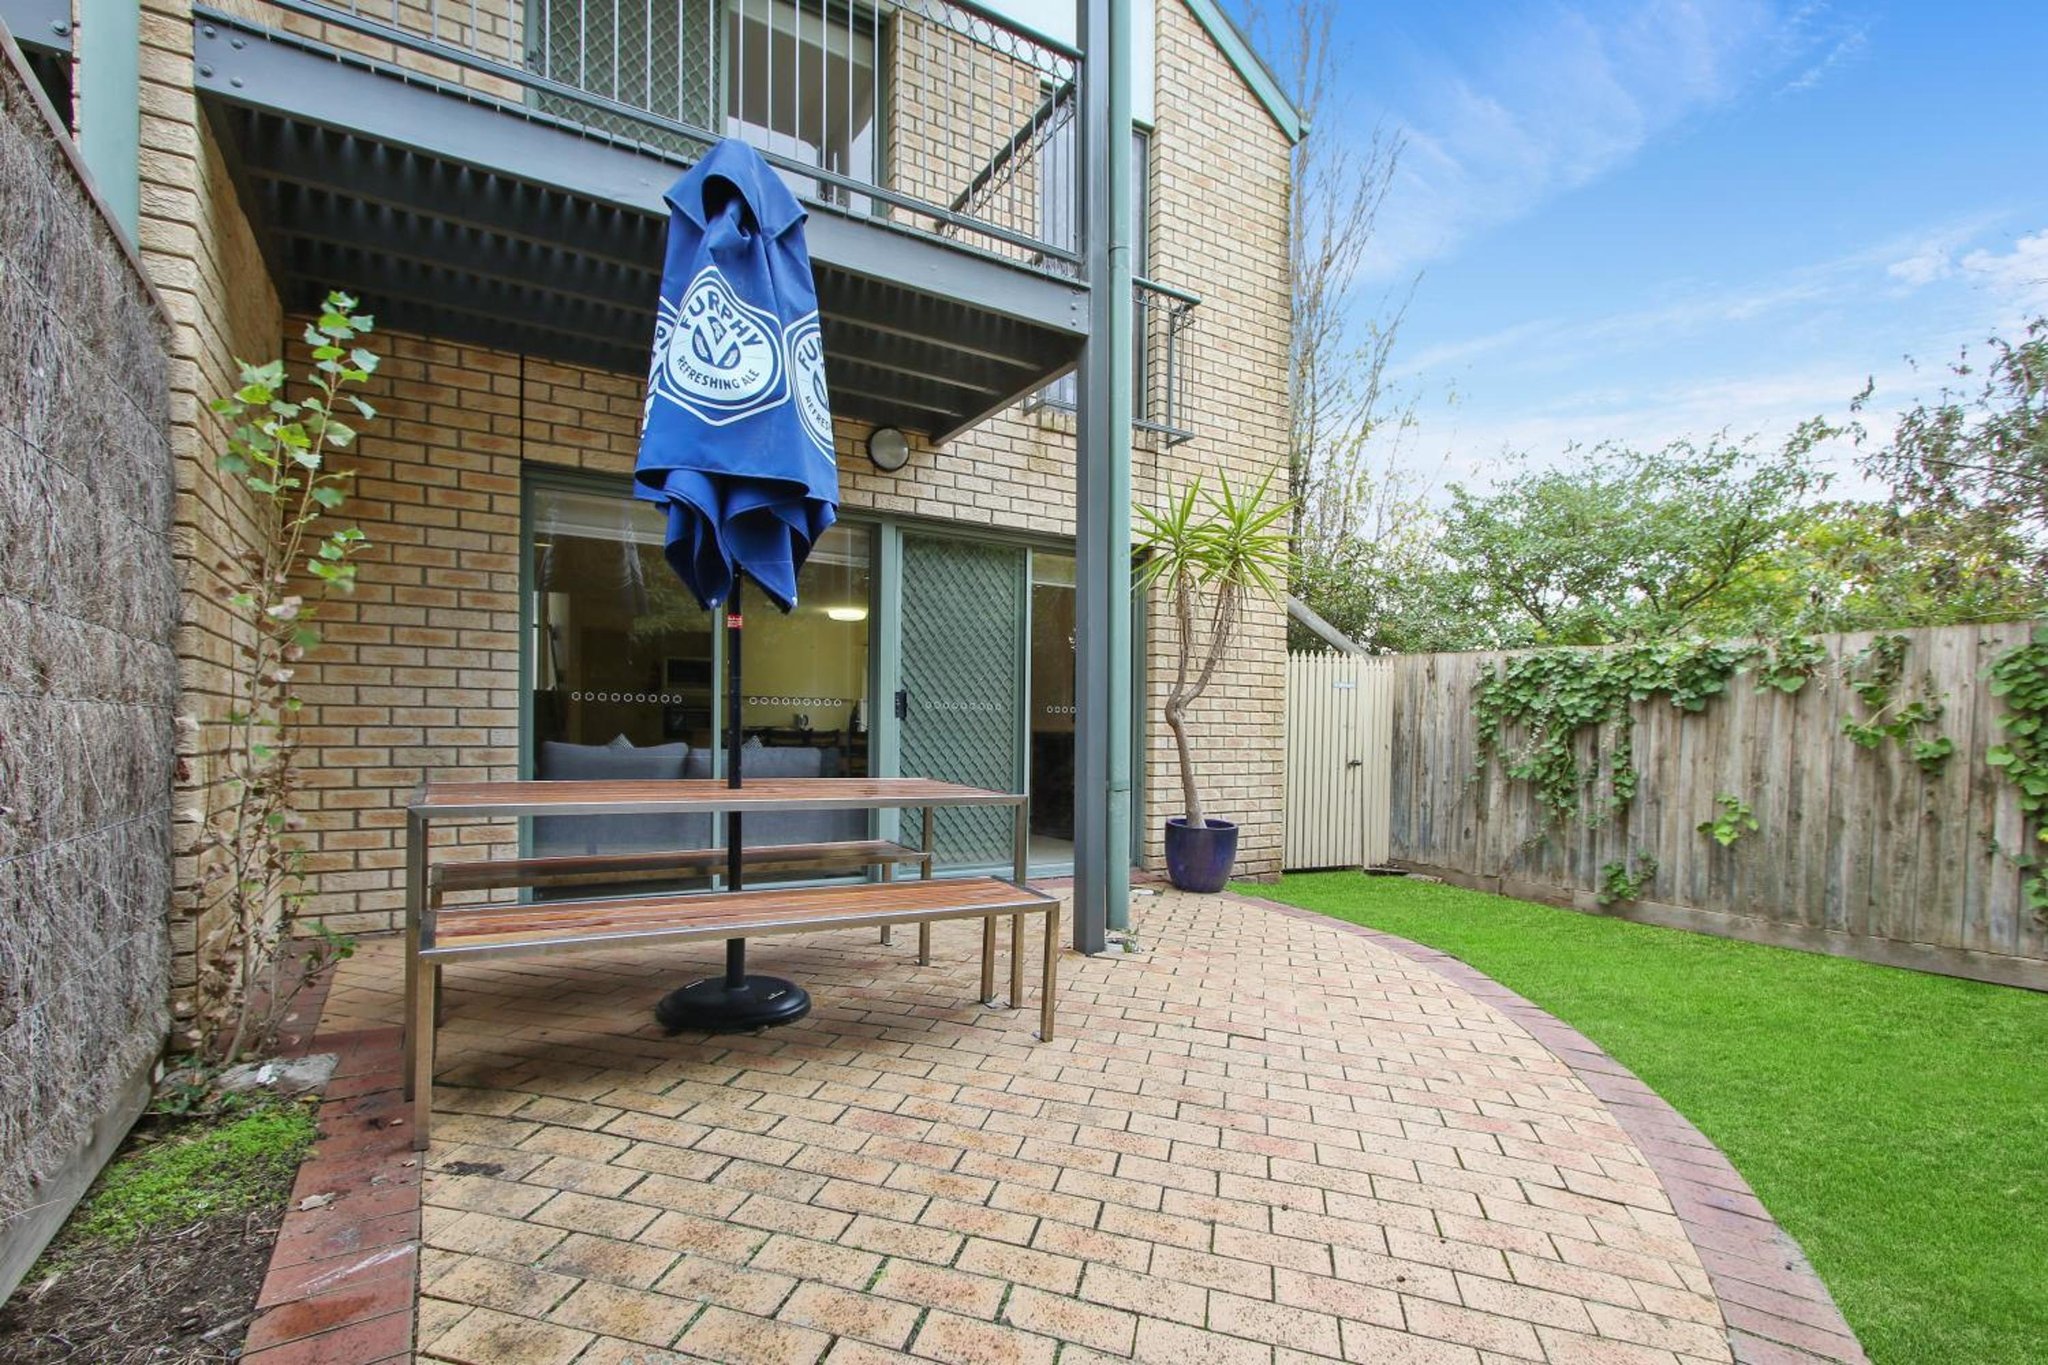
[866,426,910,472]
[826,605,869,622]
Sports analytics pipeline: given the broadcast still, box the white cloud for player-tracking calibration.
[1959,231,2048,317]
[1780,26,1869,94]
[1393,218,2017,389]
[1393,218,2048,500]
[1887,246,1954,287]
[1350,1,1857,283]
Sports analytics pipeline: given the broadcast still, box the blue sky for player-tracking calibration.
[1242,1,2048,499]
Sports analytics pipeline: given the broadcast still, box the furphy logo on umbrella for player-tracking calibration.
[784,313,835,460]
[651,267,787,424]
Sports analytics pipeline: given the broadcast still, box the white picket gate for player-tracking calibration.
[1283,651,1393,871]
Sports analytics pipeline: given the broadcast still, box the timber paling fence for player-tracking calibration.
[0,46,177,1293]
[1390,623,2048,990]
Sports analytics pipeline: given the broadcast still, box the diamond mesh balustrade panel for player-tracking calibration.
[534,0,716,158]
[901,536,1025,869]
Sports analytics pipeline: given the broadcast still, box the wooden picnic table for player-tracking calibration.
[400,777,1056,1147]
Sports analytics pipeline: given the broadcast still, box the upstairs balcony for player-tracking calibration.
[188,0,1101,440]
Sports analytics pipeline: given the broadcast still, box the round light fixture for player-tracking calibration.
[866,426,910,472]
[825,606,869,623]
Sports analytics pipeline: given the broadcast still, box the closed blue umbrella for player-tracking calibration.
[635,138,839,610]
[635,139,840,1035]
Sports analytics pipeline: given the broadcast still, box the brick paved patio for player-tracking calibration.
[294,885,1863,1365]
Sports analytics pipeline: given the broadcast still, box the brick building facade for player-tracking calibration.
[102,0,1298,1031]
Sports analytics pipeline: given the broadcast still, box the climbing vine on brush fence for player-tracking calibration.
[1987,627,2048,920]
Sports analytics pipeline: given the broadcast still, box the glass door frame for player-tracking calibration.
[867,512,1139,879]
[517,475,1144,878]
[516,466,883,867]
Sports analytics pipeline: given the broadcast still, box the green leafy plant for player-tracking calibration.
[1987,627,2048,920]
[1756,634,1828,694]
[1840,633,1953,773]
[1597,853,1658,905]
[1134,472,1291,831]
[1698,793,1759,848]
[63,1103,315,1251]
[189,294,376,1061]
[1471,638,1758,827]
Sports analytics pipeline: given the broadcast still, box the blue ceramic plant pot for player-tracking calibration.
[1164,817,1239,894]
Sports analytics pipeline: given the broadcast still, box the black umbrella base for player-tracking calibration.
[655,975,812,1034]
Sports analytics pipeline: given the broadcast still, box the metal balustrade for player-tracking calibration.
[282,0,1082,270]
[1031,277,1200,445]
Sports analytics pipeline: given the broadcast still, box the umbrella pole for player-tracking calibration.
[655,578,813,1034]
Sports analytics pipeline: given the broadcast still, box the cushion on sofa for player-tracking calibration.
[681,744,864,847]
[533,738,694,856]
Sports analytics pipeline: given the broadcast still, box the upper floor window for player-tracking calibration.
[726,0,880,209]
[1035,126,1151,412]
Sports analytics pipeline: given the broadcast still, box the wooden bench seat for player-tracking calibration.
[405,875,1060,1149]
[429,840,933,894]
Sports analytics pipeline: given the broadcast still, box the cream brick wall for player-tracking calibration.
[137,0,287,1039]
[154,0,1292,953]
[1135,0,1291,879]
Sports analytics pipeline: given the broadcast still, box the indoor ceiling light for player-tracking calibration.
[826,605,869,622]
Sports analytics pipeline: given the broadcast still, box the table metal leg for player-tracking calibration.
[1010,912,1025,1009]
[1039,899,1059,1042]
[411,950,437,1151]
[880,861,893,945]
[918,805,934,966]
[402,810,425,1102]
[980,917,996,1005]
[1009,798,1027,1009]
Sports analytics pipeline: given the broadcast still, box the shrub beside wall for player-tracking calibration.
[0,41,178,1292]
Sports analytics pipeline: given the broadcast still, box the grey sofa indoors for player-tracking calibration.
[534,736,862,858]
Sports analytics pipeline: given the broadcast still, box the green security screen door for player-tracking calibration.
[900,535,1026,868]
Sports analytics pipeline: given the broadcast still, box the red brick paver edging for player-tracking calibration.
[243,966,420,1365]
[1237,893,1871,1365]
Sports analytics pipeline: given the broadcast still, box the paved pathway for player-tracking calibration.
[284,885,1864,1365]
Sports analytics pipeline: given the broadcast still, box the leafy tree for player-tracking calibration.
[1135,475,1290,829]
[1431,430,1830,646]
[1791,500,2044,631]
[1859,317,2048,575]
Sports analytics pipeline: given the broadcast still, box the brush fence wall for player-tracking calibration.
[1391,624,2047,990]
[0,40,178,1294]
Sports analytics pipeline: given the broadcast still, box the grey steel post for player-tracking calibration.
[1072,0,1133,954]
[78,0,141,239]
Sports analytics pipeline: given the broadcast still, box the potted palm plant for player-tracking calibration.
[1135,472,1290,892]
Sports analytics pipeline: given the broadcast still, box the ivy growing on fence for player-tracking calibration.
[1471,638,1760,828]
[1841,633,1955,773]
[1987,627,2048,920]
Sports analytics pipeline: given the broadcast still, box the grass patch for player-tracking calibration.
[64,1102,316,1251]
[1248,873,2048,1365]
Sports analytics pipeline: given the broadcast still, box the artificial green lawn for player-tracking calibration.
[1249,873,2048,1365]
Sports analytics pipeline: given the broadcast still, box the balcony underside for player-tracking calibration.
[192,15,1087,443]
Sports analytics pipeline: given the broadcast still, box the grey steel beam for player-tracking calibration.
[228,112,659,267]
[265,185,655,308]
[828,355,1010,402]
[278,238,649,351]
[933,360,1080,447]
[0,0,71,53]
[192,15,1089,338]
[815,299,1068,373]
